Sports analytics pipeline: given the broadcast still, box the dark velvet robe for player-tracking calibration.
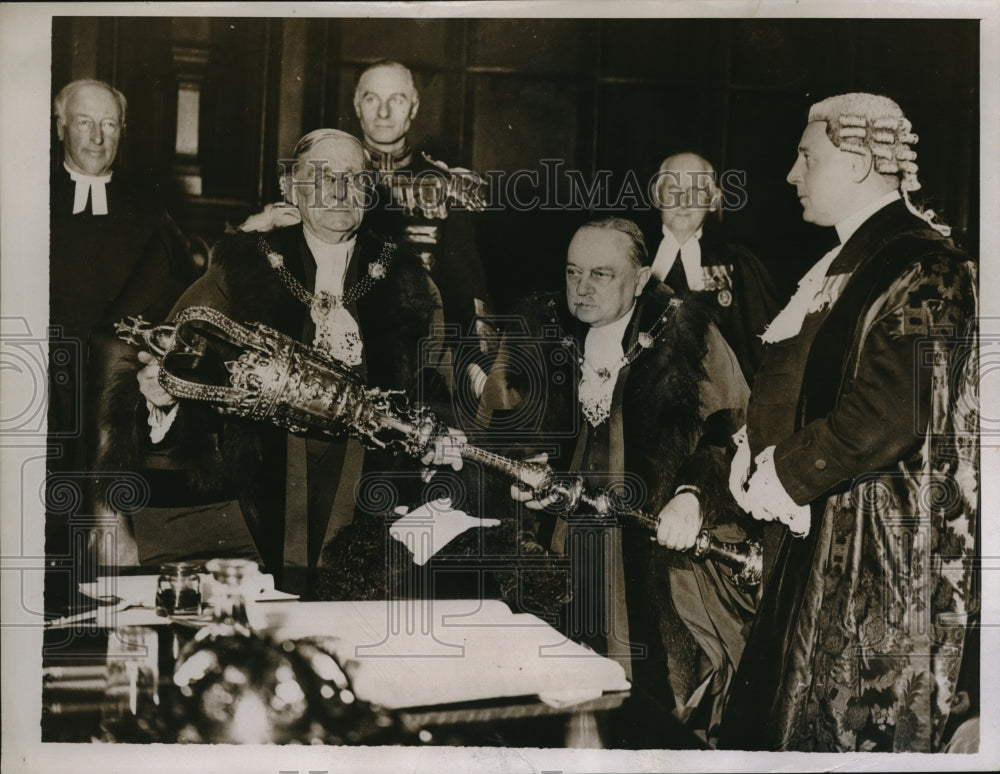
[719,201,979,752]
[648,224,781,385]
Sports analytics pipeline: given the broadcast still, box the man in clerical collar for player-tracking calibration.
[46,78,195,604]
[52,79,126,216]
[719,93,979,753]
[649,152,779,383]
[47,77,194,472]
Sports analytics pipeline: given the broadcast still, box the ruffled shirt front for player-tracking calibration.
[303,232,362,366]
[578,306,636,426]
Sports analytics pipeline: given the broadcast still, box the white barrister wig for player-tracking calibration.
[808,92,951,236]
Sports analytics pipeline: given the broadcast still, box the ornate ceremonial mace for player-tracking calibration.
[116,307,761,591]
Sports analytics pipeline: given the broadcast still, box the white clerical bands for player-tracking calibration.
[66,165,111,215]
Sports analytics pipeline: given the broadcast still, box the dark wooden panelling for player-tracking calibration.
[199,19,271,200]
[596,83,725,184]
[338,18,458,68]
[724,90,825,297]
[52,17,980,279]
[300,20,335,131]
[470,74,583,173]
[92,17,283,243]
[112,20,177,185]
[729,20,853,91]
[853,19,979,103]
[600,19,727,85]
[469,19,592,73]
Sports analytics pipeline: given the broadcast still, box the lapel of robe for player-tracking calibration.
[801,200,926,424]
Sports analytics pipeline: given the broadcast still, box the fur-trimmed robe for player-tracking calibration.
[720,201,979,752]
[92,224,446,580]
[476,282,755,738]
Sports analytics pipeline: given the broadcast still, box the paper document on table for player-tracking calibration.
[389,498,501,565]
[258,599,630,709]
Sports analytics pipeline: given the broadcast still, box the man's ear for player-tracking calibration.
[279,173,301,207]
[636,265,652,293]
[353,95,362,120]
[56,120,65,142]
[409,95,420,121]
[708,180,722,212]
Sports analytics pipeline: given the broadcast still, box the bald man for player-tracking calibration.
[649,152,779,382]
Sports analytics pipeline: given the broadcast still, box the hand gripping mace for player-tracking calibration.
[116,307,761,591]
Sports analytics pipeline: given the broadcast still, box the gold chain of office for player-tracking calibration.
[258,235,396,319]
[549,297,680,382]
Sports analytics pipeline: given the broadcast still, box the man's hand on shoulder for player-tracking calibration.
[239,202,302,233]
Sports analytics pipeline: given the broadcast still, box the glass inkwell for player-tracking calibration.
[155,561,203,617]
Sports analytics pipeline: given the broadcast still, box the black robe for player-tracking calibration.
[49,165,195,472]
[46,164,195,606]
[647,222,781,385]
[92,224,446,594]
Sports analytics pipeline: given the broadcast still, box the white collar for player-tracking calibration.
[655,225,704,289]
[579,304,637,426]
[64,161,112,184]
[584,304,636,360]
[303,230,356,264]
[659,225,703,256]
[304,231,356,298]
[835,190,901,245]
[759,195,900,346]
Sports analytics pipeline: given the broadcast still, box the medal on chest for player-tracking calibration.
[701,264,734,307]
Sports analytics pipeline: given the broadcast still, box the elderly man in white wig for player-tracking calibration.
[718,93,979,752]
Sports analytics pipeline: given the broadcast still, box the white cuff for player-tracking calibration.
[728,424,752,511]
[744,445,811,537]
[147,401,179,444]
